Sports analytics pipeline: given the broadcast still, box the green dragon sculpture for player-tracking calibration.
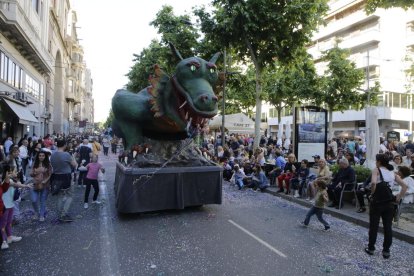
[112,46,220,150]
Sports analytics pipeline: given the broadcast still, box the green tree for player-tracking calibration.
[127,5,202,92]
[266,53,321,122]
[365,0,414,13]
[224,66,258,116]
[104,108,114,128]
[195,0,328,148]
[126,40,168,92]
[316,45,365,139]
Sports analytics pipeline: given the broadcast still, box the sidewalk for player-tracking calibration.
[264,186,414,244]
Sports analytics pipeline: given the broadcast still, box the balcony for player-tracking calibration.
[315,11,379,41]
[65,91,75,103]
[0,0,52,73]
[339,29,380,51]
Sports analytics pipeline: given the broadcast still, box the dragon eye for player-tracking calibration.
[190,65,196,72]
[210,68,215,73]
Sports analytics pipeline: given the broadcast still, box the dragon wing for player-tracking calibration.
[147,64,169,118]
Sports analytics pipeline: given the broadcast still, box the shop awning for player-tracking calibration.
[2,98,38,125]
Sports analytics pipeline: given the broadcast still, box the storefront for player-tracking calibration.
[0,96,38,142]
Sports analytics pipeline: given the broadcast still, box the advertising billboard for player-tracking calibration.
[294,106,328,162]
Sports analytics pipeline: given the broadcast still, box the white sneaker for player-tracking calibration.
[294,191,300,198]
[1,241,9,250]
[7,236,22,244]
[39,216,45,222]
[84,203,89,209]
[92,200,101,204]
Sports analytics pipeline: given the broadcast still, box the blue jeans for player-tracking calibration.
[31,188,49,217]
[235,179,244,189]
[304,206,329,228]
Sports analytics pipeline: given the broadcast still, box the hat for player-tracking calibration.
[312,155,321,159]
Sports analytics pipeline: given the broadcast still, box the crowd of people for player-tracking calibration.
[0,132,121,251]
[199,133,414,258]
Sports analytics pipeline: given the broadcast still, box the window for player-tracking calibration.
[269,108,276,118]
[0,52,8,81]
[7,59,15,86]
[401,93,409,108]
[40,84,44,105]
[32,0,39,13]
[392,93,400,108]
[25,74,40,100]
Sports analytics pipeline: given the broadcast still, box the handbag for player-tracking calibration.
[371,168,395,204]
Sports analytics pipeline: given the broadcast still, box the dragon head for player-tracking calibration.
[170,44,220,131]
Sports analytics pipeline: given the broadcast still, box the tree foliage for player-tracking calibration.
[104,108,114,128]
[224,66,257,116]
[265,52,321,122]
[126,5,201,92]
[365,0,414,14]
[195,0,328,148]
[316,45,365,138]
[126,40,168,92]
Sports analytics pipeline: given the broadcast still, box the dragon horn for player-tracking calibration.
[169,42,183,61]
[209,52,221,64]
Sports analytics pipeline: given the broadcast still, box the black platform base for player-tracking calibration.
[114,162,223,213]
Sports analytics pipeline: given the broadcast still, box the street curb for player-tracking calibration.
[264,189,414,245]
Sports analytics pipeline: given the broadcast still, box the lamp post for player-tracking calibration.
[221,49,227,147]
[220,50,240,147]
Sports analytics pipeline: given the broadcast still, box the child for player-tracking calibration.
[300,179,330,231]
[1,166,32,250]
[83,155,105,209]
[231,165,246,190]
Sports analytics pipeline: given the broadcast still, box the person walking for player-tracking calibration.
[102,136,110,156]
[50,139,77,222]
[18,139,29,180]
[91,138,101,156]
[365,154,407,259]
[0,166,32,250]
[300,179,330,231]
[83,154,105,209]
[30,150,52,222]
[76,139,92,187]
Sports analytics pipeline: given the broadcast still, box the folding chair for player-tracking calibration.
[338,179,357,210]
[394,199,403,227]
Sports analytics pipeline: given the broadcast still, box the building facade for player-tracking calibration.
[0,0,93,142]
[266,0,414,142]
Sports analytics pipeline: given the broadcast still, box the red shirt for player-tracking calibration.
[0,181,10,215]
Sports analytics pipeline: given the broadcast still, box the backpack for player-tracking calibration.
[371,168,395,204]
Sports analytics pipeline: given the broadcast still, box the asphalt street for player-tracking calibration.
[2,153,414,276]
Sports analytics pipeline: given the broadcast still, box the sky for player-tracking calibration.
[71,0,211,122]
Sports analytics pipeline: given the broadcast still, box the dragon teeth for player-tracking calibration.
[185,112,188,120]
[179,100,187,109]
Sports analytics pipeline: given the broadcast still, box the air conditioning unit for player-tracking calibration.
[15,92,26,102]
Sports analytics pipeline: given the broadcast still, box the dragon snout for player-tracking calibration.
[198,94,218,103]
[194,93,218,111]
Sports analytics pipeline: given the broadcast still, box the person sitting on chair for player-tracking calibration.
[328,158,356,209]
[356,175,372,213]
[396,166,414,204]
[268,150,286,186]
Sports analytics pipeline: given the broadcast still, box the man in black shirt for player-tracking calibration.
[76,139,92,187]
[328,158,356,208]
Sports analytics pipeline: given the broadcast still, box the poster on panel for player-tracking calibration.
[294,106,328,162]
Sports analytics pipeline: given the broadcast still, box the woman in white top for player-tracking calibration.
[396,166,414,204]
[365,154,407,259]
